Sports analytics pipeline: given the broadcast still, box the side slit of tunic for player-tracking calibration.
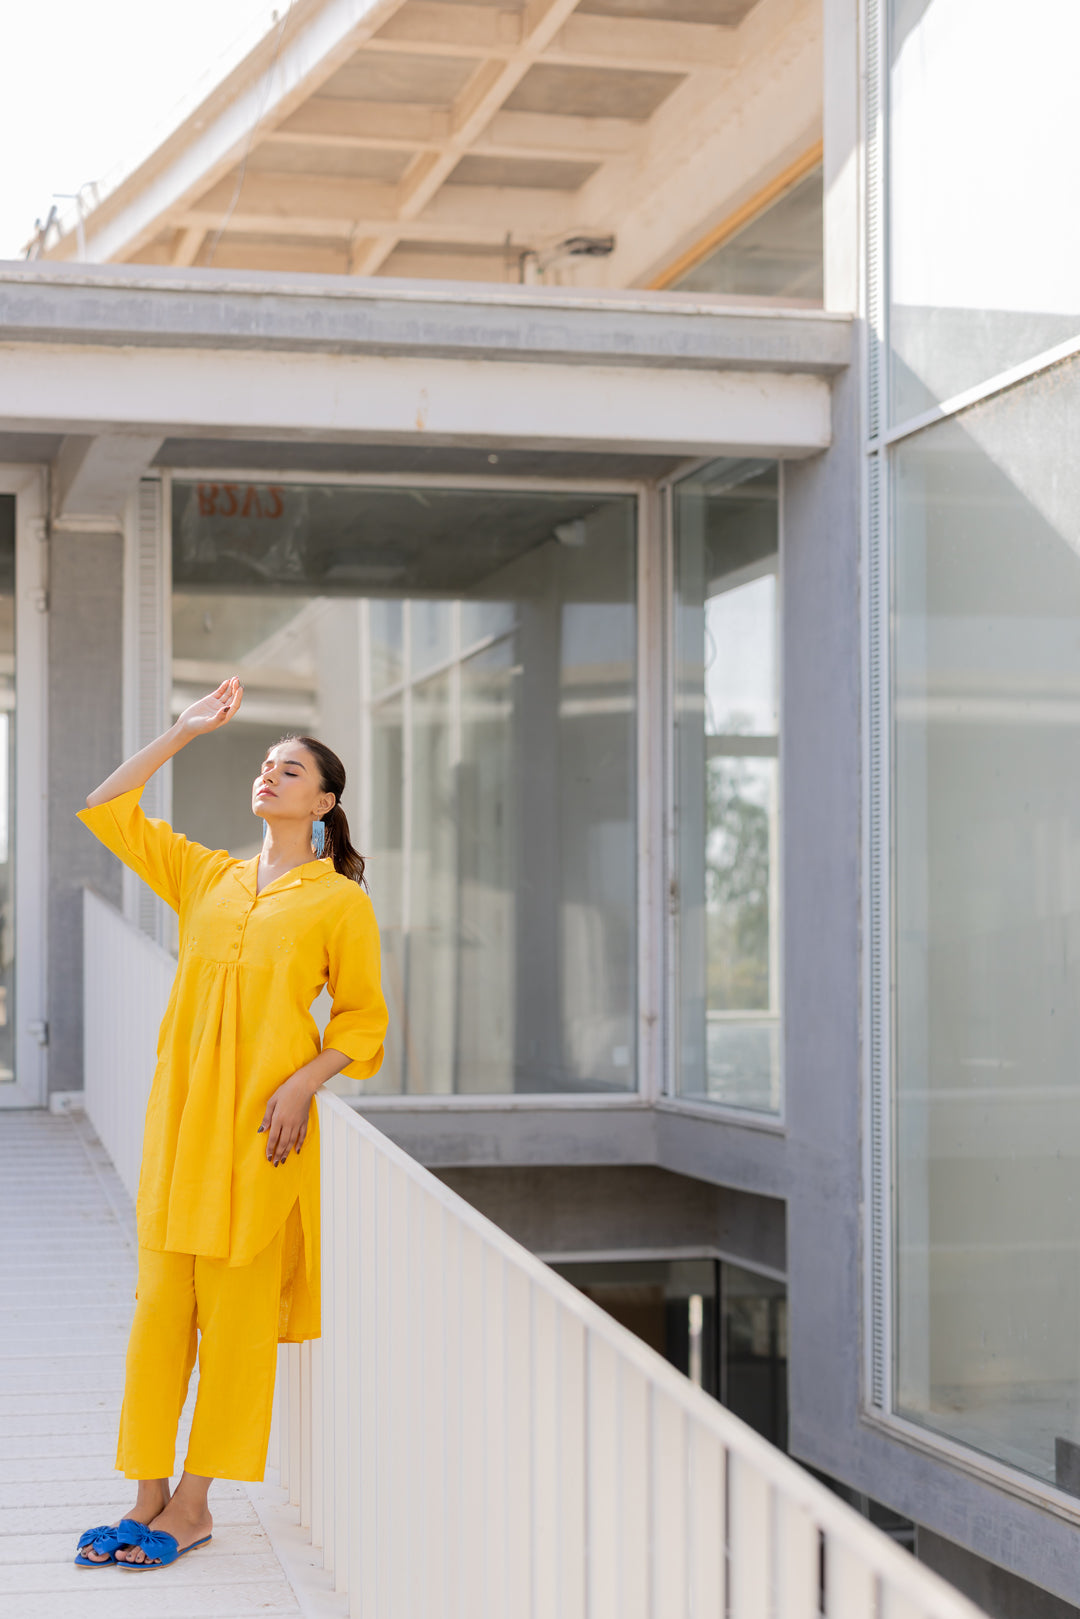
[77,784,388,1343]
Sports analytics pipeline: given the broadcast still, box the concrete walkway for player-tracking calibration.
[0,1108,305,1619]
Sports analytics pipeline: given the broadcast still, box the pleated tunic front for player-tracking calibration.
[77,784,388,1342]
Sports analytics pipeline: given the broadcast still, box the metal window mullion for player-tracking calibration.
[637,484,664,1104]
[862,0,895,1419]
[401,604,414,1095]
[661,480,679,1102]
[449,601,463,1096]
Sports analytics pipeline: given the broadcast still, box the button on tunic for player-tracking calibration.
[76,784,389,1342]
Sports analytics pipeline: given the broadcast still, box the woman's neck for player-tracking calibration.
[258,821,317,885]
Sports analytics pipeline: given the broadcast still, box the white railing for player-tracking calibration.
[82,887,175,1202]
[279,1090,988,1619]
[79,892,987,1619]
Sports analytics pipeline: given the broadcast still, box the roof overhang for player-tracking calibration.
[0,263,848,521]
[32,0,822,293]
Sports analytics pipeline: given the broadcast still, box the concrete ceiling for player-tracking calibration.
[34,0,822,292]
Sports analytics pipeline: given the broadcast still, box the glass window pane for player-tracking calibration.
[370,697,404,1092]
[889,0,1080,422]
[170,479,637,1096]
[674,461,780,1112]
[672,167,822,303]
[0,497,13,1086]
[893,356,1080,1485]
[407,670,455,1094]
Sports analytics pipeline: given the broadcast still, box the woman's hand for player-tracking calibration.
[176,676,243,741]
[258,1071,315,1167]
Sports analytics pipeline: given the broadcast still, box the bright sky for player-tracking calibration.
[0,0,283,258]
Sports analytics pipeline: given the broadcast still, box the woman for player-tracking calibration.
[73,676,388,1571]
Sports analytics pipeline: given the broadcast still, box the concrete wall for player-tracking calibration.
[433,1165,786,1276]
[917,1531,1080,1619]
[47,529,124,1093]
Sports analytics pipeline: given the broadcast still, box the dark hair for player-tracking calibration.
[276,734,367,887]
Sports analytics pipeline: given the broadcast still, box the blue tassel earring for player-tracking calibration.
[312,818,326,858]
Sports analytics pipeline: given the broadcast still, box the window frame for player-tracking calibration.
[149,464,658,1109]
[659,458,787,1130]
[860,0,1080,1521]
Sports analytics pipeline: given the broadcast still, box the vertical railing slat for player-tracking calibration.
[459,1226,486,1619]
[352,1134,375,1618]
[686,1421,725,1619]
[531,1284,560,1619]
[825,1538,879,1619]
[651,1392,688,1619]
[331,1110,350,1593]
[482,1247,508,1619]
[728,1453,770,1619]
[298,1338,311,1528]
[587,1332,620,1619]
[557,1310,587,1619]
[773,1495,820,1619]
[618,1361,650,1619]
[504,1265,533,1619]
[421,1194,448,1619]
[286,1345,302,1509]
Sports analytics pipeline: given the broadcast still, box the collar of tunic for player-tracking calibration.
[236,855,335,898]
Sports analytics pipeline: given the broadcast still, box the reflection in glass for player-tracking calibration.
[888,0,1080,421]
[457,640,515,1092]
[171,480,637,1096]
[674,461,780,1112]
[0,498,13,1084]
[893,357,1080,1485]
[672,167,822,303]
[554,1257,788,1451]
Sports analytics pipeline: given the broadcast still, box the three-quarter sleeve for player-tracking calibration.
[322,889,389,1081]
[76,784,214,912]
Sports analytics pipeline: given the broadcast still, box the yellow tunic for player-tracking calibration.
[76,784,388,1342]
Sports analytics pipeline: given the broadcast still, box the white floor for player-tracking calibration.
[0,1108,312,1619]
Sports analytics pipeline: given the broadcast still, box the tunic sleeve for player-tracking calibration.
[322,889,389,1081]
[76,784,215,913]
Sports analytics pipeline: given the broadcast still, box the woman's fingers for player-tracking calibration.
[273,1125,297,1166]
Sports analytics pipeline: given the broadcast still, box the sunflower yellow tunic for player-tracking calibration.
[77,784,388,1342]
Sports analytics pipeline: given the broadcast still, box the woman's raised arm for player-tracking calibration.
[85,676,244,807]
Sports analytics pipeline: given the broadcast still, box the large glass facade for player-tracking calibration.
[889,0,1080,423]
[673,461,780,1113]
[892,361,1080,1486]
[885,0,1080,1494]
[170,479,637,1096]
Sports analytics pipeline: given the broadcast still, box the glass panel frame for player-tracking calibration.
[667,458,784,1119]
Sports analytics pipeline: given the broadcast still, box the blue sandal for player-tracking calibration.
[74,1518,144,1567]
[115,1521,212,1570]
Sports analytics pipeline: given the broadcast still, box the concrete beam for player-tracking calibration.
[52,433,164,529]
[0,341,832,459]
[0,264,852,375]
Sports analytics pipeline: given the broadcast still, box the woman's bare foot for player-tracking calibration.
[78,1478,170,1563]
[115,1472,212,1565]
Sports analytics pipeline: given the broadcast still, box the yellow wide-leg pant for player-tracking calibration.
[115,1225,286,1483]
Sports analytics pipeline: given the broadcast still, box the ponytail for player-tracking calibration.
[318,799,366,887]
[274,733,368,887]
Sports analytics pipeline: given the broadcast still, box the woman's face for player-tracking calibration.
[252,743,335,827]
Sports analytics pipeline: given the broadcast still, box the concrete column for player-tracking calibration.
[47,530,124,1094]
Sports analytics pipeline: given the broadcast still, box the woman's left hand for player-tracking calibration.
[258,1072,314,1166]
